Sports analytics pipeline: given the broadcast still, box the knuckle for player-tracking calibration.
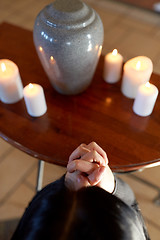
[92,150,97,157]
[91,141,97,147]
[75,160,80,168]
[79,143,85,150]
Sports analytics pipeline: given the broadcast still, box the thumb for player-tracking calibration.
[88,166,106,186]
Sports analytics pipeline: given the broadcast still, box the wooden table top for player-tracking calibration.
[0,22,160,173]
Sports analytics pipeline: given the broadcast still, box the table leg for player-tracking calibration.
[153,193,160,206]
[36,160,45,192]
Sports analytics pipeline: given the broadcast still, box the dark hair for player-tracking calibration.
[12,185,146,240]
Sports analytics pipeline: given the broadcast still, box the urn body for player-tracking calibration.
[33,0,104,95]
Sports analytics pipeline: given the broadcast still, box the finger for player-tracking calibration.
[96,165,115,193]
[77,174,90,188]
[65,171,90,191]
[88,166,106,185]
[86,142,108,165]
[67,160,99,174]
[81,150,106,166]
[68,143,90,163]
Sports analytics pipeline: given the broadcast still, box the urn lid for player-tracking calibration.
[38,0,96,29]
[53,0,84,12]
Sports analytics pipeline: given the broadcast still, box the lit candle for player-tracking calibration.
[0,59,23,103]
[121,56,153,99]
[23,83,47,117]
[133,82,159,117]
[103,49,123,83]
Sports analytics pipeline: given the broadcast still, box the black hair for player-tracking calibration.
[12,182,147,240]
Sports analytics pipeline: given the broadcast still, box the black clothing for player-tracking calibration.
[11,175,150,240]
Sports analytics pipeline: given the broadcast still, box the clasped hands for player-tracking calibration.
[65,142,115,193]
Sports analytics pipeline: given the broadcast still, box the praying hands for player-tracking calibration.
[65,142,115,193]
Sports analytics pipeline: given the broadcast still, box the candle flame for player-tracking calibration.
[1,63,6,72]
[28,83,34,89]
[136,61,141,70]
[145,82,150,88]
[112,49,118,56]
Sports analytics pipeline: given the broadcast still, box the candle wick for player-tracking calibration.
[145,82,150,88]
[29,83,34,89]
[112,49,118,56]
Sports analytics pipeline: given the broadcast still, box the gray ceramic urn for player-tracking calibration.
[33,0,104,95]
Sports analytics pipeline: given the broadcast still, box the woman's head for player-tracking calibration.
[18,186,146,240]
[60,187,146,240]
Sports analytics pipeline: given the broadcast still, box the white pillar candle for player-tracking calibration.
[103,49,123,83]
[0,59,23,104]
[121,56,153,99]
[133,82,159,117]
[23,83,47,117]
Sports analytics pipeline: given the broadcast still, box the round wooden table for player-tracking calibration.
[0,22,160,188]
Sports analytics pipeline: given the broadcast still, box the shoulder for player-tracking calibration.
[11,175,67,240]
[30,174,66,203]
[112,175,136,206]
[21,175,66,223]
